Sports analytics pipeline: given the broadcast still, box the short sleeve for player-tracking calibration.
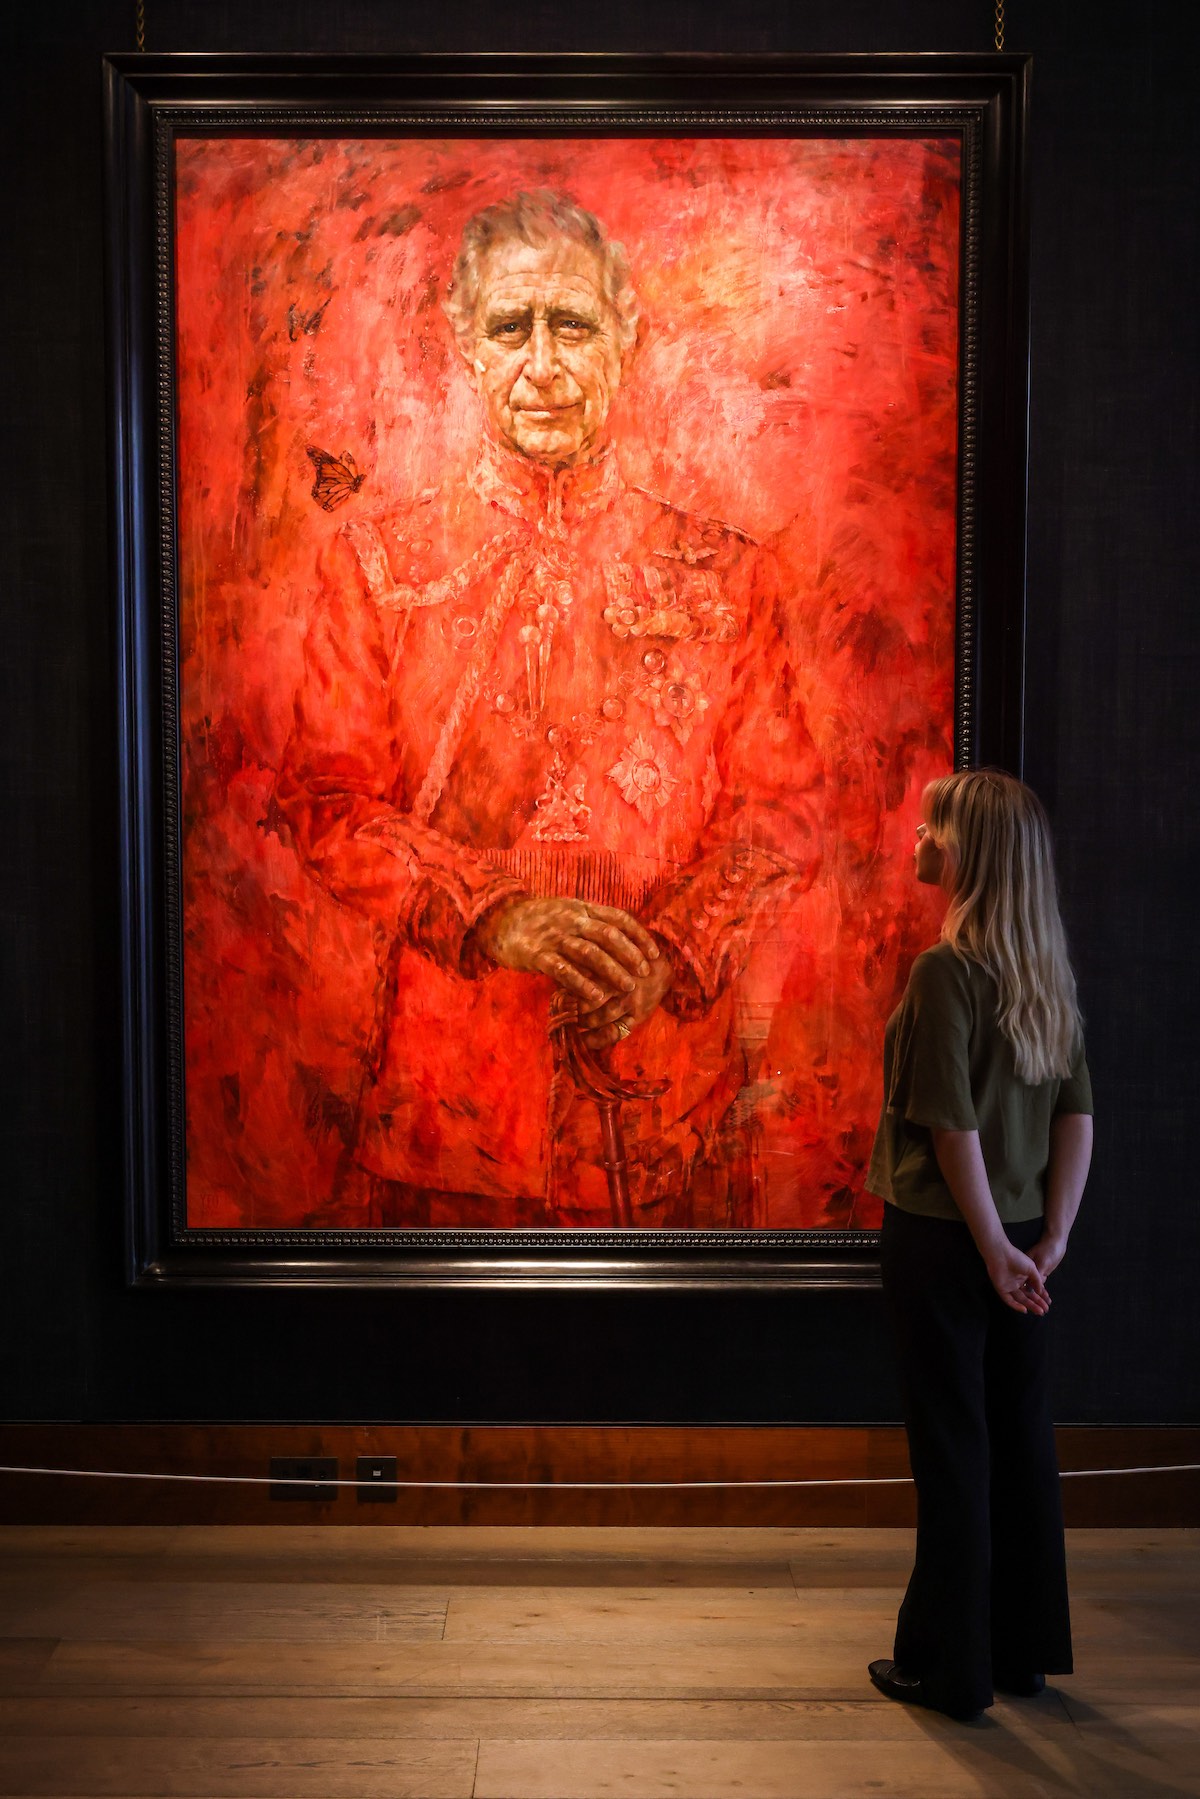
[1054,1036,1094,1116]
[886,949,978,1131]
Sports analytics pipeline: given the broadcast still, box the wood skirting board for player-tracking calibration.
[0,1424,1195,1526]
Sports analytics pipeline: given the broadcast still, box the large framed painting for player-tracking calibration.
[106,53,1031,1286]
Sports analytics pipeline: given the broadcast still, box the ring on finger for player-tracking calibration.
[615,1019,632,1040]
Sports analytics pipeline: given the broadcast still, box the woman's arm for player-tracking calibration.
[1029,1112,1094,1280]
[929,1127,1051,1315]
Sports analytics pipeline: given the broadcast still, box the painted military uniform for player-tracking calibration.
[276,439,822,1227]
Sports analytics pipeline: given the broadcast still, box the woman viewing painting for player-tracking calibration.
[866,769,1093,1722]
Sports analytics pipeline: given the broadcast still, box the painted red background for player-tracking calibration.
[174,134,958,1230]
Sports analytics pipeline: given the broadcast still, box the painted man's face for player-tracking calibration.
[465,236,625,467]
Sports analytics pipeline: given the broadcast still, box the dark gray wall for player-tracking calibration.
[3,0,1195,1423]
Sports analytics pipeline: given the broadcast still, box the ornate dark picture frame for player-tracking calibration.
[106,53,1031,1289]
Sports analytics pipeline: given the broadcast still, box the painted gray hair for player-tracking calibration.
[442,190,640,352]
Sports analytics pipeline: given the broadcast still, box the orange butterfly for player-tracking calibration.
[306,445,365,511]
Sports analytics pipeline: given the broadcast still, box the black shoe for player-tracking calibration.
[868,1658,984,1723]
[994,1670,1046,1697]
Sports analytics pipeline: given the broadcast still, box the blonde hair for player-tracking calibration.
[924,769,1082,1083]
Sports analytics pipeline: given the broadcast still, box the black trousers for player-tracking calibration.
[880,1204,1073,1716]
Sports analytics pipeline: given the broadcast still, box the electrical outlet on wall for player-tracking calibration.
[267,1456,338,1501]
[356,1455,398,1502]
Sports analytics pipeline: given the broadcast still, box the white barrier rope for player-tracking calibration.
[0,1463,1196,1491]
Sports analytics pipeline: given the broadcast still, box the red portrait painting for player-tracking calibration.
[174,133,959,1233]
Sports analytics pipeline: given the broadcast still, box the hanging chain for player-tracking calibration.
[994,0,1005,51]
[136,0,145,50]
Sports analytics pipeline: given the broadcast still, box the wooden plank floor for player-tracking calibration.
[0,1526,1196,1797]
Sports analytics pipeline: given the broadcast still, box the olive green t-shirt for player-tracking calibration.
[866,942,1093,1222]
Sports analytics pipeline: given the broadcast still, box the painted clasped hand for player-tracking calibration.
[475,897,671,1051]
